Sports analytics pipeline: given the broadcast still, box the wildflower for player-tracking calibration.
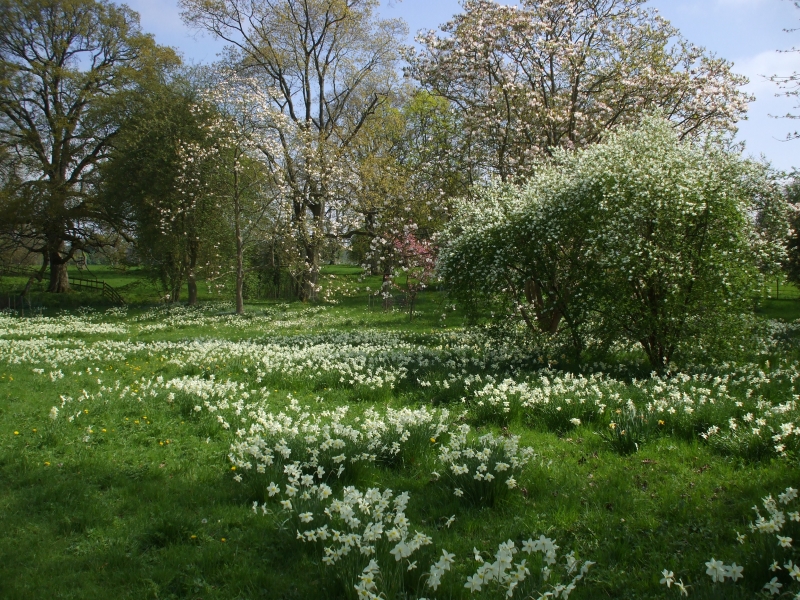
[786,561,800,581]
[705,558,725,583]
[675,579,689,596]
[299,512,313,523]
[465,573,483,592]
[454,488,464,497]
[779,487,798,504]
[726,563,743,582]
[736,531,746,544]
[660,569,674,588]
[778,536,793,548]
[764,577,782,595]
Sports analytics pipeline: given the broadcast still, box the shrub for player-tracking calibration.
[440,117,785,367]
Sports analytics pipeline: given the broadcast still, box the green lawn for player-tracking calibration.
[0,275,799,599]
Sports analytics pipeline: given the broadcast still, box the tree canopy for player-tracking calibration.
[0,0,178,291]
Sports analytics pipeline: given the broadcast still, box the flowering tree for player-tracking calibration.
[180,0,406,301]
[101,77,226,304]
[408,0,751,182]
[441,117,784,367]
[367,224,436,320]
[177,75,278,314]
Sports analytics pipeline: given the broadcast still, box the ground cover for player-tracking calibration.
[1,284,799,599]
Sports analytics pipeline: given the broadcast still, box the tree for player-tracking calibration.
[441,118,779,367]
[408,0,751,182]
[180,0,406,301]
[185,75,276,314]
[101,75,223,304]
[0,0,177,292]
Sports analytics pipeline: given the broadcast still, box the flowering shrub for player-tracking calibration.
[440,118,786,368]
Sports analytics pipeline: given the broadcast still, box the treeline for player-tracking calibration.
[0,0,793,326]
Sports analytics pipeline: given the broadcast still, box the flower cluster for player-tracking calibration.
[466,537,593,598]
[437,424,536,505]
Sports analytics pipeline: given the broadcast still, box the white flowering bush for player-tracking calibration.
[440,117,785,368]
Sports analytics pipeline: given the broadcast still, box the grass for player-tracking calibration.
[0,272,799,599]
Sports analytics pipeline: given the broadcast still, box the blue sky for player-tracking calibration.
[126,0,800,172]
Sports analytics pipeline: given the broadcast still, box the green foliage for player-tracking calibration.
[101,73,229,302]
[441,117,781,368]
[0,0,178,292]
[0,286,799,599]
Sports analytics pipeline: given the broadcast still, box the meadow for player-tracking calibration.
[1,270,799,599]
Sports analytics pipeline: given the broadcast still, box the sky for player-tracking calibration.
[125,0,800,172]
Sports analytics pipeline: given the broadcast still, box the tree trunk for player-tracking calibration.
[299,244,320,302]
[525,279,562,334]
[187,274,197,305]
[47,246,70,293]
[187,241,198,306]
[235,192,245,315]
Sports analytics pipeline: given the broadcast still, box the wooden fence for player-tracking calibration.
[0,265,125,305]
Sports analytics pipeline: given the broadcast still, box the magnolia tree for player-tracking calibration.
[407,0,751,182]
[180,0,406,301]
[175,76,278,313]
[440,117,786,367]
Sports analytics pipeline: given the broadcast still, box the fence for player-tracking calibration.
[0,265,125,305]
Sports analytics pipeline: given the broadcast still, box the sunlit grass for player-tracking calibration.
[0,283,798,598]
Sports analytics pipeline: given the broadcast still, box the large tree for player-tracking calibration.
[408,0,751,182]
[0,0,176,292]
[179,0,406,301]
[101,75,225,305]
